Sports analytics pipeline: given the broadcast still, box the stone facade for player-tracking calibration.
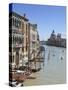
[9,12,40,69]
[28,23,40,69]
[9,12,29,68]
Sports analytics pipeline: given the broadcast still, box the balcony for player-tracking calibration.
[30,39,36,43]
[12,33,23,39]
[12,43,23,48]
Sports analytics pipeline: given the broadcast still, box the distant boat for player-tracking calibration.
[61,57,63,60]
[62,50,64,52]
[53,54,55,56]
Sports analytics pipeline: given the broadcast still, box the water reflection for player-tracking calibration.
[23,45,66,86]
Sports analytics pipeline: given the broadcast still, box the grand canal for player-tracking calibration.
[23,45,66,86]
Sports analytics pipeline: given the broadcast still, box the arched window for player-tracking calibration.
[19,21,21,28]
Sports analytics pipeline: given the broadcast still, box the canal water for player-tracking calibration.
[23,45,66,86]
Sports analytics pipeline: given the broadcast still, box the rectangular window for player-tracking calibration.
[22,22,24,32]
[19,21,21,28]
[12,17,15,26]
[32,43,35,48]
[32,34,35,40]
[26,45,27,51]
[26,24,28,36]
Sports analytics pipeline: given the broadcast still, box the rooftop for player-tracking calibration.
[9,11,29,21]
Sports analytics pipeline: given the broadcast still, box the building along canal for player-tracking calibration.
[23,45,66,86]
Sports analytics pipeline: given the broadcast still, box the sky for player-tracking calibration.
[10,3,66,40]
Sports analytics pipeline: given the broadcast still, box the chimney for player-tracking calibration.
[24,13,26,18]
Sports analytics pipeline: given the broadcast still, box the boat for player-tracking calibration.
[53,54,55,56]
[31,68,41,72]
[27,74,36,79]
[61,57,63,60]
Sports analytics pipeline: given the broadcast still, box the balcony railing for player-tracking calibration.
[12,33,23,38]
[12,43,23,48]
